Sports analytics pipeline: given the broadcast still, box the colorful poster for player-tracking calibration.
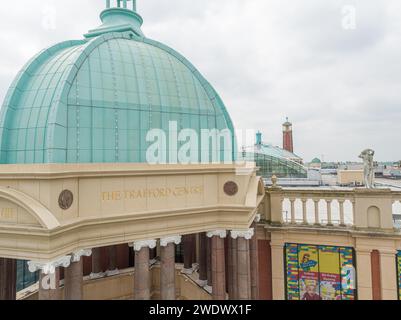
[318,246,341,300]
[340,247,356,300]
[286,243,300,300]
[298,245,320,300]
[397,251,401,300]
[285,243,356,301]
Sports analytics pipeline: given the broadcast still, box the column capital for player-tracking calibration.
[206,230,227,239]
[160,235,182,247]
[230,228,254,240]
[132,239,157,252]
[28,255,72,275]
[72,249,92,262]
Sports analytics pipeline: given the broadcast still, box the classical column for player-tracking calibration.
[29,256,72,300]
[227,235,240,300]
[182,235,194,275]
[0,258,16,300]
[250,216,260,300]
[90,247,103,279]
[207,230,227,300]
[160,236,182,300]
[65,249,92,300]
[206,236,212,292]
[231,229,253,300]
[230,237,238,299]
[106,246,119,276]
[197,232,208,287]
[133,240,157,300]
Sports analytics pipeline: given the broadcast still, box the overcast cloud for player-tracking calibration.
[0,0,400,162]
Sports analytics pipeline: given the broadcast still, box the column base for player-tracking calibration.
[204,285,213,294]
[106,269,120,277]
[181,268,194,275]
[89,272,105,280]
[196,279,208,287]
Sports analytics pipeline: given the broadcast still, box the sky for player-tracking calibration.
[0,0,400,162]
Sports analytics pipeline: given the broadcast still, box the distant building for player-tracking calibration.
[242,132,307,179]
[282,118,294,153]
[309,157,322,169]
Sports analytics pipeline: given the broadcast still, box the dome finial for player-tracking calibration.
[105,0,137,12]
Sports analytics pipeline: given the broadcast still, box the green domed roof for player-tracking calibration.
[0,4,235,164]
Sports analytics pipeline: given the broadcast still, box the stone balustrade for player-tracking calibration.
[265,186,401,230]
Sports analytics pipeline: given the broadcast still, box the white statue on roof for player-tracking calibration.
[359,149,375,189]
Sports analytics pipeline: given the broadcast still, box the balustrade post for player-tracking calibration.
[351,200,356,227]
[301,198,308,225]
[339,200,345,227]
[289,198,296,224]
[313,199,320,225]
[326,199,333,226]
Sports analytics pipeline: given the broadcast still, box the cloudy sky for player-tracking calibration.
[0,0,400,162]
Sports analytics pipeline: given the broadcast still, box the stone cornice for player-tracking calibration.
[160,236,182,247]
[0,163,256,180]
[231,228,254,240]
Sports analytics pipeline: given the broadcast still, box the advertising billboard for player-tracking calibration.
[285,244,356,300]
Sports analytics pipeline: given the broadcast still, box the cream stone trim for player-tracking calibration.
[28,255,72,274]
[160,235,182,247]
[132,239,157,252]
[0,186,60,230]
[206,230,227,239]
[231,228,254,240]
[71,249,92,262]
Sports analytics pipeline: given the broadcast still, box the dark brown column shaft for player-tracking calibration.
[237,237,251,300]
[199,233,208,282]
[206,236,212,287]
[211,235,226,300]
[227,237,234,299]
[228,237,238,300]
[160,242,176,300]
[64,260,83,300]
[135,246,150,300]
[107,246,118,271]
[183,235,193,270]
[191,234,197,265]
[232,238,238,299]
[371,250,382,300]
[39,268,61,300]
[250,224,260,300]
[149,248,156,260]
[92,248,102,274]
[0,258,16,300]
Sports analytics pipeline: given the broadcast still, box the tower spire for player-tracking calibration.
[105,0,137,12]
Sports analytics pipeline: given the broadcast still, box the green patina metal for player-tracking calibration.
[0,1,236,164]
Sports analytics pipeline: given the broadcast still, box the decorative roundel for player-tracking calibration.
[224,181,239,196]
[58,190,74,210]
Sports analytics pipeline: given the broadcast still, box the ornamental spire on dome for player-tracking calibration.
[85,0,143,38]
[105,0,137,12]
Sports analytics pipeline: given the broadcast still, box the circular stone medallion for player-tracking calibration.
[58,190,74,210]
[224,181,238,196]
